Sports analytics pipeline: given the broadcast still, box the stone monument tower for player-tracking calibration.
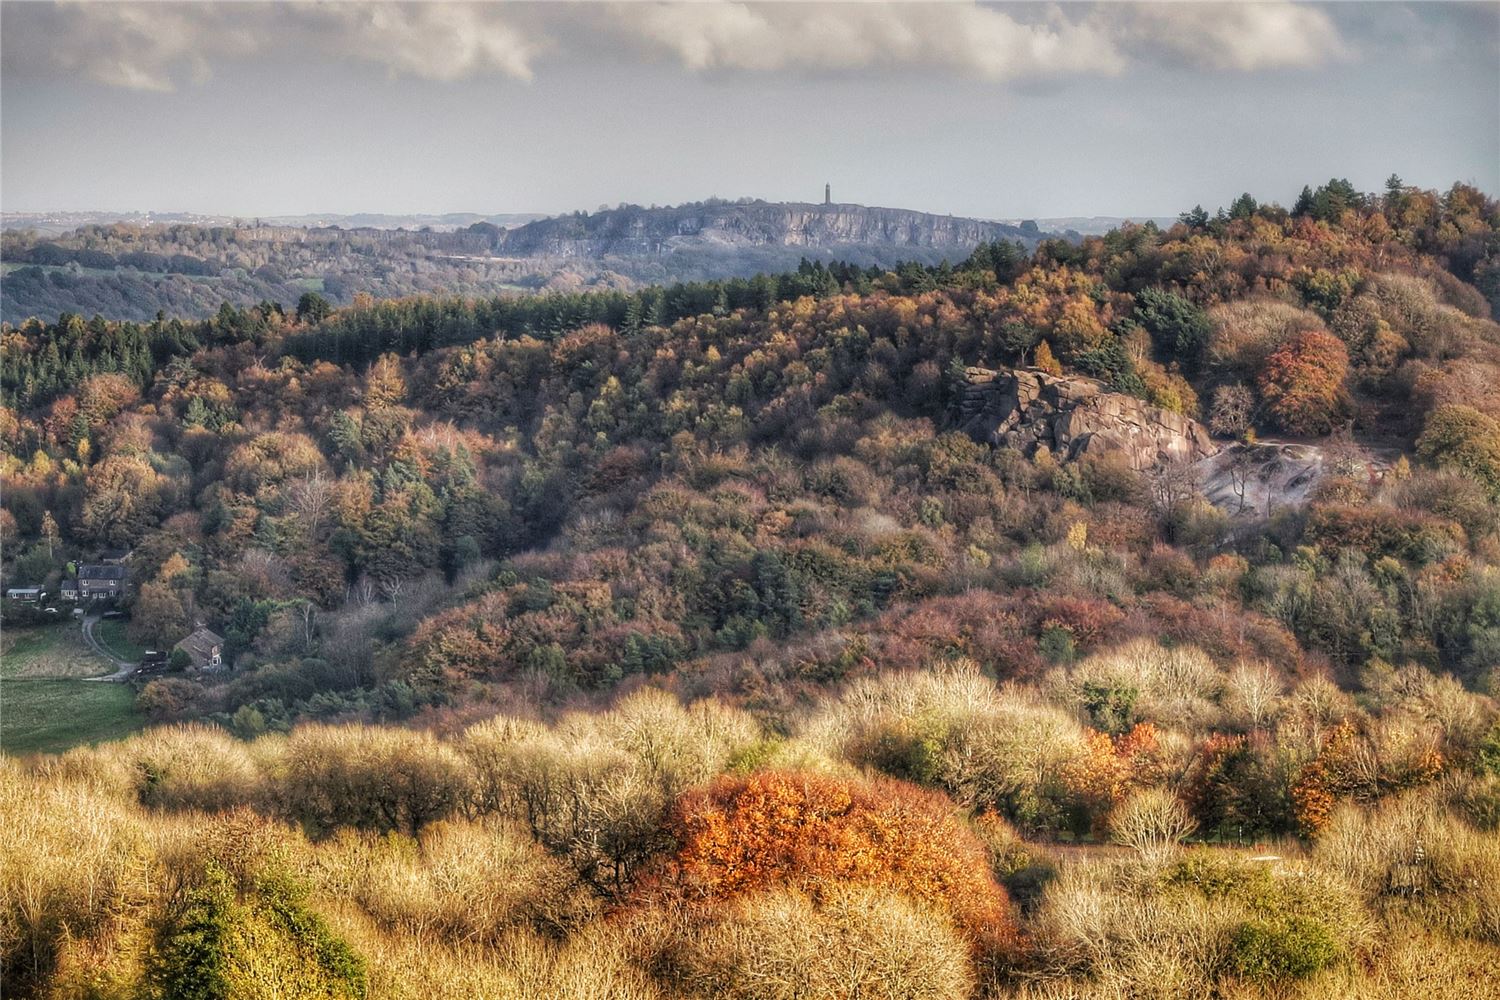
[824,183,831,206]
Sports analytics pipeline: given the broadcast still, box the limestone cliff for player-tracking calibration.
[954,367,1216,470]
[490,201,1039,259]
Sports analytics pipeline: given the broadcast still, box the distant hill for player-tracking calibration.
[0,210,547,236]
[487,199,1041,258]
[1007,216,1178,236]
[1,199,1058,323]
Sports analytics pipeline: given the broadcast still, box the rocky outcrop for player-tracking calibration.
[1196,441,1392,514]
[954,367,1216,470]
[491,201,1041,259]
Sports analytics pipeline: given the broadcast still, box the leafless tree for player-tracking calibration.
[1148,459,1202,525]
[298,600,319,653]
[1209,383,1254,439]
[1227,660,1283,731]
[1227,445,1256,514]
[1110,788,1197,863]
[349,575,377,608]
[379,575,405,608]
[1323,423,1370,479]
[287,468,332,539]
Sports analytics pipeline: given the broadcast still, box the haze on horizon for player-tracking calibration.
[2,1,1497,221]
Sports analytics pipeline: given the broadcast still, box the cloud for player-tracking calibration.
[18,2,540,92]
[299,3,541,82]
[1113,2,1350,72]
[616,2,1126,81]
[9,1,1356,93]
[41,2,263,92]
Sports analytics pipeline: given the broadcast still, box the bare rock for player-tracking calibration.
[954,366,1217,470]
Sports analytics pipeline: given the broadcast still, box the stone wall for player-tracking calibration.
[954,366,1216,470]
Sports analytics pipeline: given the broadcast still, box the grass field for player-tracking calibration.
[94,618,147,663]
[1,623,111,678]
[0,679,143,755]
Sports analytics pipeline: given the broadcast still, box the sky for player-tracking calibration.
[1,1,1497,220]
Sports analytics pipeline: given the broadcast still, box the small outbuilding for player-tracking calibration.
[173,627,226,672]
[5,587,45,603]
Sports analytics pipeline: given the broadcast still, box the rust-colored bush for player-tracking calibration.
[640,770,1016,953]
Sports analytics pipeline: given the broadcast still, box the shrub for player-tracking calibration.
[147,863,366,1000]
[281,724,471,836]
[1226,915,1340,984]
[1069,639,1226,732]
[804,662,1089,835]
[645,770,1016,953]
[315,817,596,941]
[1418,404,1500,499]
[1314,790,1500,942]
[1109,788,1196,862]
[659,886,974,1000]
[461,692,759,896]
[123,724,267,813]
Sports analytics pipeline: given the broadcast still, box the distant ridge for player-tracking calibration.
[483,199,1043,259]
[1,210,547,236]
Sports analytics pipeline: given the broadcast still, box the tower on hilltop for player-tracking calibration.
[825,183,831,206]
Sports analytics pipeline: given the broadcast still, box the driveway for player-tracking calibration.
[79,613,137,682]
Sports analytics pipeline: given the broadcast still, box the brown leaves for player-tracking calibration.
[642,771,1017,955]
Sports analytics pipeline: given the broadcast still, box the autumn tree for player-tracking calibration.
[1034,339,1062,375]
[1257,330,1349,435]
[1417,404,1500,499]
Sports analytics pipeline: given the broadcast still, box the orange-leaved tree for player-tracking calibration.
[1257,329,1350,435]
[639,770,1016,954]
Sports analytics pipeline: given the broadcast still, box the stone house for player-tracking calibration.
[174,626,226,671]
[77,564,128,600]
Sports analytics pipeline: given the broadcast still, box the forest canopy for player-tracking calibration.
[4,176,1500,999]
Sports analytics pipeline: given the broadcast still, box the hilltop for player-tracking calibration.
[0,199,1050,325]
[484,198,1039,257]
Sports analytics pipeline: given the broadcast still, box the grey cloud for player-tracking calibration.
[300,3,542,82]
[611,3,1127,81]
[1111,2,1349,72]
[9,1,1358,92]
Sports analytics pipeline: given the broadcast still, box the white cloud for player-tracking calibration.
[19,1,1353,93]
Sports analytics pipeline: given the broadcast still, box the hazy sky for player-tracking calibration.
[2,1,1496,219]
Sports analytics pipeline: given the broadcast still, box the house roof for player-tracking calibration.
[174,627,225,662]
[77,564,128,581]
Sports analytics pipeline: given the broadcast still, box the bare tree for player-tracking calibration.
[1109,788,1196,863]
[349,575,377,608]
[297,600,319,653]
[1323,423,1369,479]
[1209,383,1254,439]
[1148,459,1202,526]
[1227,660,1283,731]
[287,468,332,539]
[379,575,406,608]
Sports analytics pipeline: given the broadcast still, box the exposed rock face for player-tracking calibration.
[491,201,1040,259]
[955,366,1216,470]
[1196,441,1392,514]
